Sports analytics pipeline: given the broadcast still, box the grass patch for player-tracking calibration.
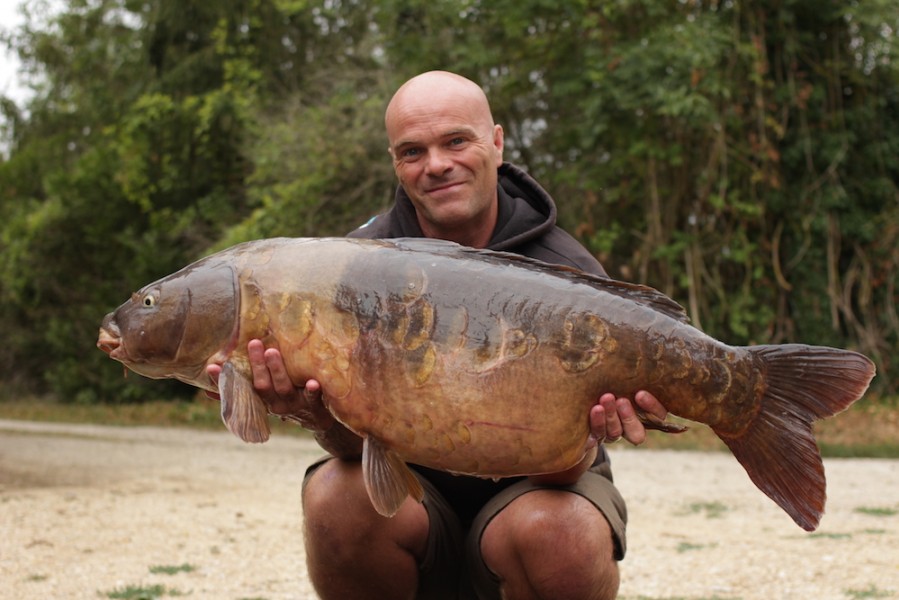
[102,584,185,599]
[0,395,308,437]
[818,442,899,459]
[149,563,196,575]
[639,399,899,458]
[1,394,896,457]
[680,501,729,519]
[675,541,718,553]
[844,584,895,598]
[0,395,222,429]
[808,532,853,540]
[854,506,898,517]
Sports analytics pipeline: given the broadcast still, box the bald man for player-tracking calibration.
[210,71,668,599]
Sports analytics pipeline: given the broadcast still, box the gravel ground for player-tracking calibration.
[1,419,897,600]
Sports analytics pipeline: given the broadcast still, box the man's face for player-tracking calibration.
[387,89,504,240]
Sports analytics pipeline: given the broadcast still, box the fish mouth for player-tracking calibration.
[97,326,124,359]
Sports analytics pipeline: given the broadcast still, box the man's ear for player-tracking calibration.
[493,124,505,165]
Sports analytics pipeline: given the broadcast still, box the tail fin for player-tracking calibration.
[715,344,875,531]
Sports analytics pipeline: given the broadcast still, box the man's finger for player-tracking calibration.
[204,364,222,400]
[264,348,295,396]
[617,397,646,445]
[302,378,334,429]
[635,390,668,419]
[601,394,623,441]
[304,378,322,398]
[587,403,606,448]
[247,339,273,392]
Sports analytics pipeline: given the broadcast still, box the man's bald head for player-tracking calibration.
[381,71,505,248]
[385,71,496,145]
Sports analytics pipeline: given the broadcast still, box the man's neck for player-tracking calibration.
[418,205,497,249]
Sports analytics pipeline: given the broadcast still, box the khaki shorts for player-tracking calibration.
[304,456,627,600]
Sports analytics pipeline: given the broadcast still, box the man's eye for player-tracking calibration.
[449,137,466,146]
[401,147,422,158]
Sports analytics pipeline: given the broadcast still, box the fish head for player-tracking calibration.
[98,261,239,387]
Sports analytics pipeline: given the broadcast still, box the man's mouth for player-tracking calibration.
[426,181,464,194]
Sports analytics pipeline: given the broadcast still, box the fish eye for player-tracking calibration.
[142,293,157,307]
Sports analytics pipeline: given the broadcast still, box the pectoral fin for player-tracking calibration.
[219,360,271,443]
[362,436,424,517]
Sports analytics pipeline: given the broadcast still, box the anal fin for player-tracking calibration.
[219,360,271,443]
[362,436,424,517]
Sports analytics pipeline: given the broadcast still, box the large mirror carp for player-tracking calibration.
[98,237,875,530]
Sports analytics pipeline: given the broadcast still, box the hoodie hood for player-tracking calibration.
[489,163,557,251]
[349,162,558,251]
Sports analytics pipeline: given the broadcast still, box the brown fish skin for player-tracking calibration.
[98,237,876,530]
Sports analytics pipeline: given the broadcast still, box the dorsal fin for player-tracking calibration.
[388,238,689,323]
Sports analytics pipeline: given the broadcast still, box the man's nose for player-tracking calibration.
[424,149,453,176]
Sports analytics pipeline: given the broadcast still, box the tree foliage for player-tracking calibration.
[1,0,896,402]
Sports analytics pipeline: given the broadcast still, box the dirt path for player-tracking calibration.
[1,419,897,599]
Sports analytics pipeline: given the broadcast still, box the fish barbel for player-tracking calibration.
[97,237,875,530]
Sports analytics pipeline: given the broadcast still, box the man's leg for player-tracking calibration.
[302,459,430,600]
[465,468,626,600]
[480,489,619,600]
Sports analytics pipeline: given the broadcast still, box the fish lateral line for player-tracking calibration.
[463,419,538,432]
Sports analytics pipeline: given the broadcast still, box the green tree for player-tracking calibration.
[0,0,258,401]
[1,0,896,402]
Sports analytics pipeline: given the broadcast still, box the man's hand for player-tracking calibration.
[205,340,334,433]
[530,390,667,486]
[589,390,667,446]
[208,340,362,458]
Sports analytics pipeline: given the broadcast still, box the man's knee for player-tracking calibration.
[305,460,359,512]
[498,490,613,554]
[302,458,429,559]
[482,490,619,600]
[301,459,430,598]
[302,460,376,548]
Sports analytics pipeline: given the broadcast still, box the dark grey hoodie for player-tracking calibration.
[348,162,607,277]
